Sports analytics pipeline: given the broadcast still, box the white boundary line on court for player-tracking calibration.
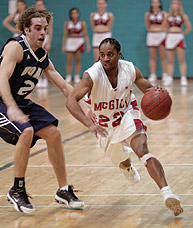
[0,204,193,208]
[1,193,193,197]
[1,164,193,168]
[3,164,193,168]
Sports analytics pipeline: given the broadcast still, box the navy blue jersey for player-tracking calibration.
[0,35,49,101]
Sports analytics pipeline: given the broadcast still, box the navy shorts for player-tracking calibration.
[0,99,58,147]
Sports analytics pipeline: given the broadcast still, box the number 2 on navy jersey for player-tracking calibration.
[17,80,35,95]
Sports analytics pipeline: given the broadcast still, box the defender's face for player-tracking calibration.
[25,17,48,51]
[99,43,121,71]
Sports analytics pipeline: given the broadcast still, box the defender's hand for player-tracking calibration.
[7,106,29,124]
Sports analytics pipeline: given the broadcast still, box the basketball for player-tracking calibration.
[141,89,172,121]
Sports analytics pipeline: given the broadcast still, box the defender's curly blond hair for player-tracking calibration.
[17,6,52,35]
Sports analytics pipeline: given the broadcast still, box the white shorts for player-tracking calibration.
[146,32,166,47]
[92,32,112,48]
[97,107,147,167]
[166,33,185,50]
[66,37,85,52]
[107,124,147,167]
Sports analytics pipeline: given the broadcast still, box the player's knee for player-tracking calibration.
[140,153,154,166]
[134,141,149,159]
[46,126,62,143]
[21,127,34,139]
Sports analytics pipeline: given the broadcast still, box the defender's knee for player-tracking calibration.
[21,127,34,139]
[46,127,62,143]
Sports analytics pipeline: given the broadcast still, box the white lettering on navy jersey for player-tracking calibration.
[21,66,42,79]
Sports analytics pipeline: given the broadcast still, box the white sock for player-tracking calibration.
[75,74,80,78]
[66,74,71,78]
[161,186,172,196]
[60,185,68,191]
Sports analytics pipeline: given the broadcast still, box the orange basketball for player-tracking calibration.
[141,89,172,120]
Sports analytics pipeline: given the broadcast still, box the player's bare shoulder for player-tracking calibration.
[81,72,93,91]
[2,40,23,62]
[83,72,93,83]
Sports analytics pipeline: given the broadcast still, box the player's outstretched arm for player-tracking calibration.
[43,61,92,116]
[43,60,74,97]
[66,72,108,138]
[134,66,153,94]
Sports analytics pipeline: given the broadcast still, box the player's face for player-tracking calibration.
[99,43,121,71]
[25,17,48,50]
[97,0,107,11]
[151,0,160,9]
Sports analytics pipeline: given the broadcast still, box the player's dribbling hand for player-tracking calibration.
[7,106,29,124]
[89,124,108,138]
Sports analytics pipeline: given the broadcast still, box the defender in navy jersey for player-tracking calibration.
[0,6,84,213]
[67,38,183,216]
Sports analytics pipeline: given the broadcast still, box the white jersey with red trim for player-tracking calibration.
[85,60,146,153]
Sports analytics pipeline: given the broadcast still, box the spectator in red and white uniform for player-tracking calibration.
[164,0,192,86]
[62,8,90,83]
[3,0,27,37]
[90,0,114,61]
[145,0,168,83]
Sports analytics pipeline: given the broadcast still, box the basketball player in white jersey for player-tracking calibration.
[66,38,183,216]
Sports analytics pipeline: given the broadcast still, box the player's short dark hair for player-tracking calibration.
[99,38,124,59]
[17,6,52,35]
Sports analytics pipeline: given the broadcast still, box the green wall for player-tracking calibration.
[0,0,193,78]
